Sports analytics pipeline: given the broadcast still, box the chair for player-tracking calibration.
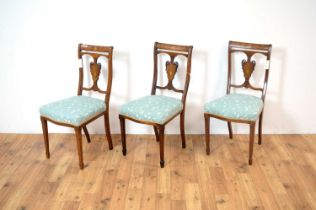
[119,42,193,168]
[204,41,272,165]
[39,44,114,169]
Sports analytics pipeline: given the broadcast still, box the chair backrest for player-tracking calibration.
[77,44,113,105]
[151,42,193,105]
[227,41,272,101]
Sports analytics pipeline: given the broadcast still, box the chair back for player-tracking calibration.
[151,42,193,104]
[227,41,272,101]
[77,44,113,105]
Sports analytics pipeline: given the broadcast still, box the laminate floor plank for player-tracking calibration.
[0,134,315,210]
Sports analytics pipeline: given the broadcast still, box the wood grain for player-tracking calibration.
[0,134,315,210]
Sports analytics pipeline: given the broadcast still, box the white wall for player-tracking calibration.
[1,0,316,134]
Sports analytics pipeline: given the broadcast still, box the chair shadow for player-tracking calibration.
[261,47,297,134]
[188,47,228,134]
[85,51,131,139]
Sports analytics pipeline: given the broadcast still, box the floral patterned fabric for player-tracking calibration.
[40,96,106,126]
[204,93,263,121]
[120,95,183,124]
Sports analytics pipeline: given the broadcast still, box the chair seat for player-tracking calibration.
[204,93,263,121]
[120,95,183,124]
[40,96,106,126]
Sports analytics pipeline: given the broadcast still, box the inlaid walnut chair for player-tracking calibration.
[39,44,114,169]
[204,41,272,165]
[119,42,193,168]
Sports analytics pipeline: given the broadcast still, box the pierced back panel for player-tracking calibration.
[77,44,113,104]
[227,41,272,101]
[151,42,193,104]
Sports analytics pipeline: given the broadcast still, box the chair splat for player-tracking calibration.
[153,42,193,96]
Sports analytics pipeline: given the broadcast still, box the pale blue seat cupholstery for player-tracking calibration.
[39,96,106,126]
[204,93,263,121]
[120,95,183,124]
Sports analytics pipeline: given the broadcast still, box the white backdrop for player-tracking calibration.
[1,0,316,134]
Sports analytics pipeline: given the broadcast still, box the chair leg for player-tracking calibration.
[248,123,256,165]
[74,127,84,169]
[258,113,263,145]
[204,114,210,155]
[119,115,126,156]
[40,117,50,159]
[227,122,233,139]
[158,125,165,168]
[83,126,91,143]
[104,112,113,150]
[180,111,186,148]
[153,126,159,142]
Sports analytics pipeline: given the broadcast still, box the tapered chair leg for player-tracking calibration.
[74,127,84,169]
[119,115,127,156]
[248,123,256,165]
[104,112,113,150]
[83,126,91,143]
[227,122,233,139]
[180,112,186,148]
[204,114,210,155]
[40,117,50,159]
[158,125,165,168]
[258,113,263,145]
[153,126,159,142]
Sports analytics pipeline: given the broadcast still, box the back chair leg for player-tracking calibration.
[104,112,113,150]
[153,126,159,142]
[83,126,91,143]
[258,113,263,145]
[40,117,50,159]
[248,123,256,165]
[74,127,84,169]
[119,115,127,156]
[227,122,233,139]
[204,114,210,155]
[180,111,186,148]
[158,125,165,168]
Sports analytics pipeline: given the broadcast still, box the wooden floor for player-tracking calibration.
[0,134,315,210]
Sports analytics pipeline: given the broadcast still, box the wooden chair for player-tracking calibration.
[204,41,272,165]
[119,42,193,168]
[39,44,114,169]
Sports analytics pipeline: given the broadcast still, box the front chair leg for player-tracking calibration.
[180,111,186,148]
[258,113,263,145]
[104,112,113,150]
[248,122,256,165]
[158,125,165,168]
[153,126,159,142]
[204,114,210,155]
[40,117,50,159]
[227,122,233,139]
[119,115,126,156]
[74,127,84,169]
[83,126,91,143]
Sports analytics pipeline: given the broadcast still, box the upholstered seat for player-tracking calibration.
[120,95,183,124]
[204,93,263,121]
[40,96,106,126]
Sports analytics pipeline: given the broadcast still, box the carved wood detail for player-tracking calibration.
[241,58,256,87]
[156,57,183,93]
[166,61,178,82]
[89,59,101,91]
